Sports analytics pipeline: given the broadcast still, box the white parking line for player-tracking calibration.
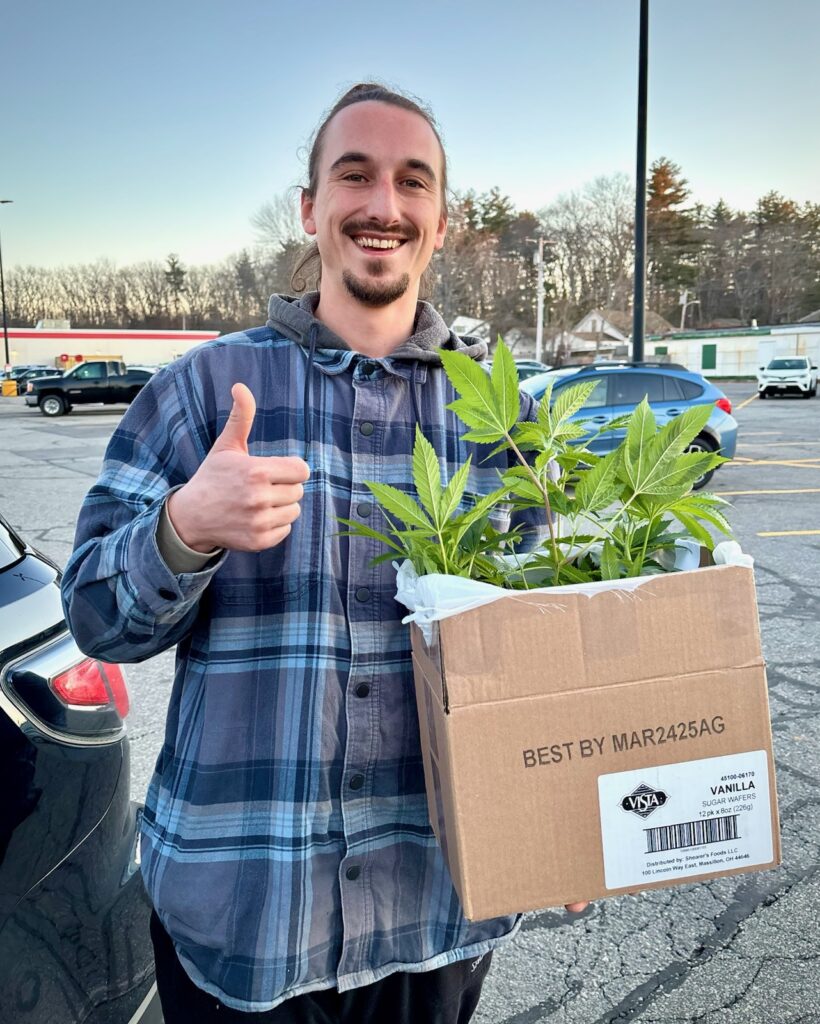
[737,441,820,448]
[757,529,820,537]
[723,459,820,468]
[719,488,820,496]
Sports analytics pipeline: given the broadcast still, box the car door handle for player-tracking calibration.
[666,408,682,416]
[590,415,609,423]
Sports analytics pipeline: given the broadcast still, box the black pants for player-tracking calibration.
[150,910,493,1024]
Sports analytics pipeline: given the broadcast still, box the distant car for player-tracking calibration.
[0,511,160,1023]
[4,364,45,379]
[3,365,56,391]
[757,357,818,399]
[13,368,63,396]
[521,363,737,490]
[514,359,552,381]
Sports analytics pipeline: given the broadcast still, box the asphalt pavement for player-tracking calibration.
[0,384,818,1024]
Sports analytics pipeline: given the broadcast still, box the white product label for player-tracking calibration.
[597,750,773,890]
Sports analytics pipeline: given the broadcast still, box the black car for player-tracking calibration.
[0,513,160,1023]
[13,368,64,396]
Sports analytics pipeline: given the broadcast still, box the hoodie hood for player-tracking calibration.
[266,292,488,365]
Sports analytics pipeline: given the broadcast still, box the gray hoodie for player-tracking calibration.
[266,292,488,365]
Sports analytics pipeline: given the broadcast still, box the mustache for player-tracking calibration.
[343,219,419,241]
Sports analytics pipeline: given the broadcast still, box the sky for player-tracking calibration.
[2,0,819,271]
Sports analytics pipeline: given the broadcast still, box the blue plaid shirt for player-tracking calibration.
[61,309,543,1012]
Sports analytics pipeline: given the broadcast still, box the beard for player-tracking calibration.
[342,267,411,308]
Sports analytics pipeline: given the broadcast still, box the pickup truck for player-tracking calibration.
[25,361,154,416]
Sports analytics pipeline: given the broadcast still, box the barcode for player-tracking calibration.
[645,814,740,854]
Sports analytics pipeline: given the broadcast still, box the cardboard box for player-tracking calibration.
[411,564,781,920]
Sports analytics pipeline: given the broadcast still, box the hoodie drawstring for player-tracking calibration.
[409,360,422,432]
[303,324,318,462]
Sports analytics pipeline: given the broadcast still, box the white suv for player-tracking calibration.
[758,357,818,399]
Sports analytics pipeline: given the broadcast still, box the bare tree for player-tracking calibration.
[539,173,634,326]
[252,191,305,250]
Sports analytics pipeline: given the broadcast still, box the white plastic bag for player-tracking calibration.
[396,540,753,645]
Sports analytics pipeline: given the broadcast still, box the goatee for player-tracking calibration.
[342,269,411,308]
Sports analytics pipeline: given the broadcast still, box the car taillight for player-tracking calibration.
[3,635,130,741]
[51,659,130,718]
[715,397,732,414]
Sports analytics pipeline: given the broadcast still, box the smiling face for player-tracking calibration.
[300,101,447,308]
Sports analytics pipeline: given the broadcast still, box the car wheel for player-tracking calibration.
[686,435,717,490]
[758,391,766,400]
[40,395,66,417]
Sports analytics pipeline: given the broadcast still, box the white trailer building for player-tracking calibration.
[646,322,820,377]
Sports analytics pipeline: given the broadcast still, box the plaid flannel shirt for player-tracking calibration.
[61,319,544,1012]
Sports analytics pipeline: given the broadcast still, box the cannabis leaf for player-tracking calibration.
[341,338,736,589]
[411,427,444,525]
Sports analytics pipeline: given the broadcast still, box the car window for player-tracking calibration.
[74,363,105,380]
[662,376,704,400]
[662,376,685,401]
[610,372,665,406]
[554,375,609,408]
[678,379,704,399]
[767,358,807,370]
[107,361,124,375]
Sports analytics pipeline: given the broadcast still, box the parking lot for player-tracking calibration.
[0,383,818,1024]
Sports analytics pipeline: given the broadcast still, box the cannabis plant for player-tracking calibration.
[339,340,732,588]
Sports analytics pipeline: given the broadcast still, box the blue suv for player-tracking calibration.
[520,363,738,489]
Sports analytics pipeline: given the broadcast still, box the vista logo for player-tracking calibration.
[620,783,668,819]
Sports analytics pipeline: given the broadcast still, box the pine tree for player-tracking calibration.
[646,158,699,318]
[164,254,187,327]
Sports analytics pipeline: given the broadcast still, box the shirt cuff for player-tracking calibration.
[157,491,222,574]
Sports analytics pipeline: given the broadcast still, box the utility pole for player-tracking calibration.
[0,200,12,370]
[527,236,556,363]
[679,289,700,329]
[534,237,545,363]
[632,0,649,362]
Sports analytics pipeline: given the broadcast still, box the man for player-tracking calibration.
[62,83,586,1023]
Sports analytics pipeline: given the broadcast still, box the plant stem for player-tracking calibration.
[556,490,641,570]
[505,434,561,567]
[636,513,655,575]
[436,529,450,575]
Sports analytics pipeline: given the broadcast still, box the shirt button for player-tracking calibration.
[355,683,371,698]
[346,865,361,881]
[360,360,377,376]
[359,421,375,436]
[357,501,373,518]
[355,587,370,602]
[158,588,175,600]
[349,773,365,791]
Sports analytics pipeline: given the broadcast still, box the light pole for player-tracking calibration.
[632,0,649,362]
[0,200,12,369]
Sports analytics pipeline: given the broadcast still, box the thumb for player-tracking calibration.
[212,383,256,454]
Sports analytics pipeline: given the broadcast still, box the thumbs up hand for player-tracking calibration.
[210,381,258,456]
[166,383,311,553]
